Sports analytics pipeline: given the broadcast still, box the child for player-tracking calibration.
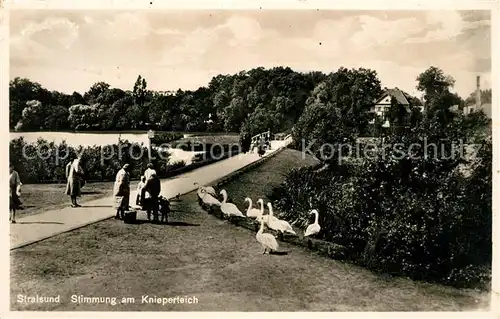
[136,175,146,208]
[158,196,170,223]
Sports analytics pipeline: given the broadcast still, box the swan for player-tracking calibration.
[267,202,297,235]
[200,188,221,206]
[256,216,279,254]
[194,182,217,197]
[220,190,245,218]
[244,197,262,218]
[304,209,321,237]
[256,200,279,225]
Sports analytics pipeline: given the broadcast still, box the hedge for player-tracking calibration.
[268,130,492,289]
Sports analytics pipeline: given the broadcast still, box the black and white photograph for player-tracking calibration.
[4,0,497,313]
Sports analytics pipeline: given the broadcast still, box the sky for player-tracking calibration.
[10,10,491,99]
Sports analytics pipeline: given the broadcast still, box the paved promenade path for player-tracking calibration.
[10,139,291,249]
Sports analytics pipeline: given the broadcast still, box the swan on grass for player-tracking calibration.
[255,199,279,225]
[194,182,217,197]
[267,202,296,235]
[256,216,279,254]
[220,190,245,218]
[304,209,321,237]
[244,197,262,218]
[200,188,221,206]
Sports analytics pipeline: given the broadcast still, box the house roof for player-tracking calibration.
[374,87,410,106]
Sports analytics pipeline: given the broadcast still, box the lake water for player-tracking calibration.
[9,132,202,165]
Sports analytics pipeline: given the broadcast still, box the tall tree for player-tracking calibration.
[133,75,149,127]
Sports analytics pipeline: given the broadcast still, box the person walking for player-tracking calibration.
[65,155,84,207]
[113,164,131,220]
[9,164,22,223]
[144,171,161,222]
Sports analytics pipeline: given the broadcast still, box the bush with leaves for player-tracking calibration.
[271,67,491,288]
[9,137,186,183]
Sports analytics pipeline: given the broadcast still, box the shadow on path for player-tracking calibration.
[80,205,113,208]
[81,191,104,195]
[16,221,65,225]
[269,251,289,256]
[167,221,200,227]
[122,220,200,227]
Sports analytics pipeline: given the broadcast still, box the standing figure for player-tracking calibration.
[113,164,131,219]
[158,196,170,223]
[136,175,146,208]
[65,155,84,207]
[9,164,22,223]
[144,163,157,180]
[257,136,266,157]
[144,172,161,222]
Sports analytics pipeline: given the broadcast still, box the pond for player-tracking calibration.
[9,132,202,165]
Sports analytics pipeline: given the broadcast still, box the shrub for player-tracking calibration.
[270,123,491,289]
[150,132,184,145]
[9,137,186,183]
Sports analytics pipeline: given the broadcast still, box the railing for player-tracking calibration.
[250,130,271,145]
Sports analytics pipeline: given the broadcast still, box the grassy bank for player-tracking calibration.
[10,148,489,311]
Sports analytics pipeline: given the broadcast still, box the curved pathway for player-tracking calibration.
[10,139,291,249]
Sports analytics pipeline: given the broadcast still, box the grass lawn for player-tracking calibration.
[219,148,320,205]
[10,149,489,311]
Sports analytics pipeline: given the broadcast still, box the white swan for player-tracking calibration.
[304,209,321,237]
[244,197,262,218]
[267,202,296,235]
[256,199,279,225]
[200,188,221,206]
[256,216,279,254]
[220,190,245,218]
[194,182,217,197]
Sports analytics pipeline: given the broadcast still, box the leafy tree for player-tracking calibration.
[15,100,44,131]
[68,104,101,130]
[83,82,111,104]
[387,96,408,131]
[292,67,383,162]
[9,77,45,129]
[69,92,86,105]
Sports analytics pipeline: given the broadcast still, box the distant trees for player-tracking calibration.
[10,67,317,134]
[10,66,487,141]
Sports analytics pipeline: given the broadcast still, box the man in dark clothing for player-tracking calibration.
[144,172,161,222]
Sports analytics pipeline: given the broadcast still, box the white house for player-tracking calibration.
[369,87,411,127]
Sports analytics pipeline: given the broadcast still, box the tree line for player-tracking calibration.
[11,66,472,138]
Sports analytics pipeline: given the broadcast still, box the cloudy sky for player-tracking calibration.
[10,10,491,98]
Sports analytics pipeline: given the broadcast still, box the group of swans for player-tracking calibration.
[194,183,321,254]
